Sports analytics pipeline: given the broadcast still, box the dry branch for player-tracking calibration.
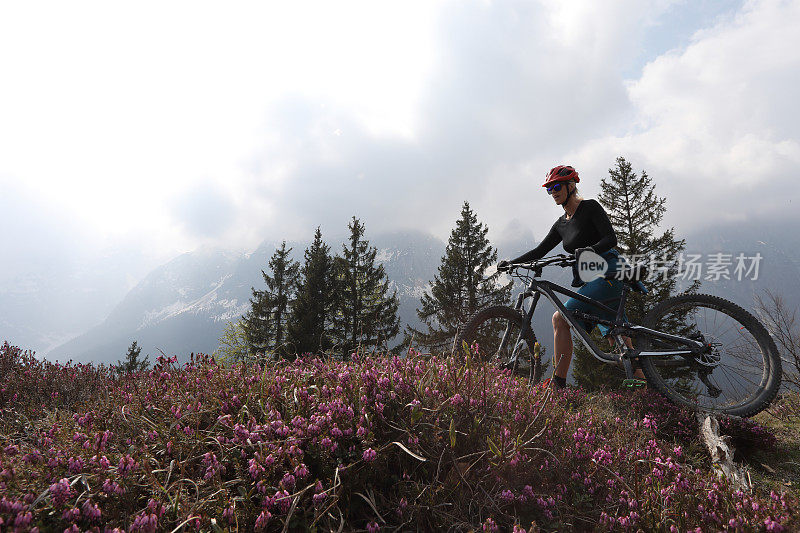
[697,413,751,492]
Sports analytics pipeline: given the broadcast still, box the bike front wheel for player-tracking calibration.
[457,305,542,384]
[638,293,781,418]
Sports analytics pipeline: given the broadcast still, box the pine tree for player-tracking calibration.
[407,201,512,354]
[572,157,700,390]
[115,340,150,377]
[331,217,400,357]
[242,241,299,358]
[288,227,336,356]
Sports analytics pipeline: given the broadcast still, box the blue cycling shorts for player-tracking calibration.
[564,249,626,337]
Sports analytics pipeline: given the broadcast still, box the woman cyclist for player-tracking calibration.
[497,165,646,389]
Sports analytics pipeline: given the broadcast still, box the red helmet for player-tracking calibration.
[542,165,579,187]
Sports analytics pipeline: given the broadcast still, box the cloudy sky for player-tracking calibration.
[2,0,799,280]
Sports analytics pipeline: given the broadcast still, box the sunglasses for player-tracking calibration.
[546,182,568,194]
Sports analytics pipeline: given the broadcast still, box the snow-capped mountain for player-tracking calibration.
[46,231,448,364]
[46,246,249,364]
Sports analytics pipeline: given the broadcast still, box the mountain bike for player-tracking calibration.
[456,254,782,418]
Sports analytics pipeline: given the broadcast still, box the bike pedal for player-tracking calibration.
[622,379,647,389]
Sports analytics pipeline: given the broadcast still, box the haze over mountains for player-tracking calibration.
[3,217,799,366]
[37,231,445,364]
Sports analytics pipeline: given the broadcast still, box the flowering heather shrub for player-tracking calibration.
[1,342,114,417]
[767,391,800,422]
[0,341,797,531]
[605,387,778,454]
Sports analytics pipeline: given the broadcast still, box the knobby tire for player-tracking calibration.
[639,293,781,418]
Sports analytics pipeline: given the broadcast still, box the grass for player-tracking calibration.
[746,397,800,497]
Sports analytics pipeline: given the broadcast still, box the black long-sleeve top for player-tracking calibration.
[510,199,617,263]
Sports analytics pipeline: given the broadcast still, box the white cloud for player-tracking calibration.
[2,0,796,266]
[0,0,441,252]
[570,0,800,229]
[234,0,692,246]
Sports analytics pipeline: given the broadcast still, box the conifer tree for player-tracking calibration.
[331,217,400,357]
[572,157,700,390]
[407,201,512,353]
[115,340,150,377]
[242,241,299,358]
[288,227,336,356]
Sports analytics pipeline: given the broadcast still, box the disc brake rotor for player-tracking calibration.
[696,333,724,368]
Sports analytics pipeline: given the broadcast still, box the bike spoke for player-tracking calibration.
[718,362,762,387]
[718,366,746,404]
[641,299,773,413]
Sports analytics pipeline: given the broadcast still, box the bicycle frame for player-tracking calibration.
[503,260,707,377]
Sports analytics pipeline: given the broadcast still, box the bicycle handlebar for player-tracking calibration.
[499,254,650,289]
[498,254,575,273]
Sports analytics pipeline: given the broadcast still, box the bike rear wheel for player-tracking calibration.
[457,305,542,384]
[638,293,781,418]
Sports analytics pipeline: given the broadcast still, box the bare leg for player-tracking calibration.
[607,335,646,380]
[552,311,573,379]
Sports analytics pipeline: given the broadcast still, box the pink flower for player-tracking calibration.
[764,518,784,532]
[130,511,159,533]
[82,499,102,522]
[482,517,499,532]
[3,445,19,456]
[67,456,84,474]
[118,454,139,476]
[294,464,310,479]
[272,490,292,513]
[363,448,377,462]
[281,473,296,490]
[222,505,235,522]
[248,458,264,480]
[62,507,81,522]
[146,499,166,518]
[49,478,74,507]
[102,478,124,495]
[13,510,33,528]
